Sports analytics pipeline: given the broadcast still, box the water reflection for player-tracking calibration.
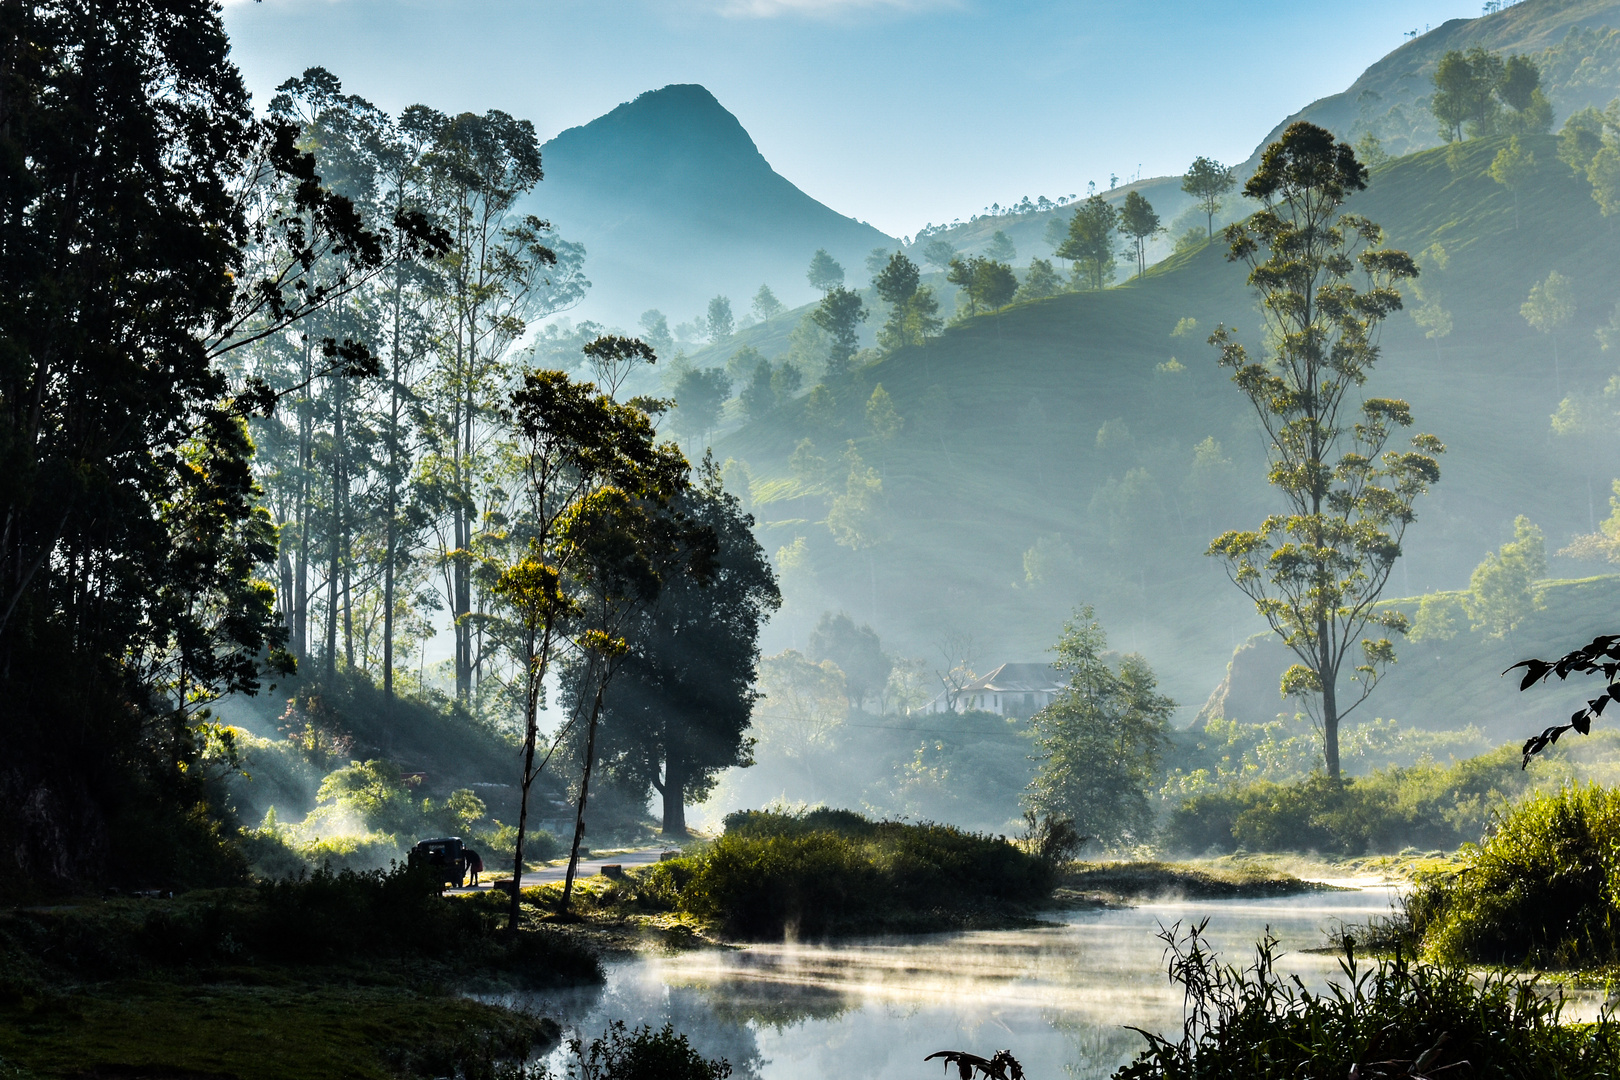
[517,888,1405,1080]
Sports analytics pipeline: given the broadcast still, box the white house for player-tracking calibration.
[924,662,1064,718]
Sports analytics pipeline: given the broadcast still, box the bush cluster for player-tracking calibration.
[1118,922,1618,1079]
[1162,746,1531,855]
[639,809,1054,938]
[1408,783,1620,968]
[0,863,600,986]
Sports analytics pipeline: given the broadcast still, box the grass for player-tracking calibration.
[0,865,601,1079]
[0,982,555,1080]
[1116,920,1619,1080]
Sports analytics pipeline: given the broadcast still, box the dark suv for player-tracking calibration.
[408,836,468,888]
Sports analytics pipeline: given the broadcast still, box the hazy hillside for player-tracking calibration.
[715,133,1620,716]
[535,84,895,326]
[1248,0,1620,165]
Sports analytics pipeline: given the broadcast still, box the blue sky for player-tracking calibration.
[223,0,1484,238]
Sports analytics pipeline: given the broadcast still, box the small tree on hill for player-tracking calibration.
[1464,515,1545,642]
[985,230,1017,263]
[1117,190,1161,279]
[1207,122,1442,780]
[751,284,785,323]
[1026,607,1174,851]
[811,286,867,376]
[807,248,845,293]
[1016,258,1064,302]
[920,236,957,271]
[1489,135,1534,229]
[705,295,734,341]
[1181,156,1236,239]
[1056,194,1118,290]
[1522,270,1576,395]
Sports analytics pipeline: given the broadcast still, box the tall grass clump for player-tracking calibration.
[642,809,1054,938]
[1409,783,1620,968]
[1118,921,1618,1079]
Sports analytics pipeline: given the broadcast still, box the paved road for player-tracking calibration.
[448,846,674,893]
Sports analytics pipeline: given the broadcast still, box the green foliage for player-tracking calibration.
[671,366,732,443]
[1408,592,1463,641]
[1409,784,1620,967]
[1464,514,1546,639]
[946,256,1018,317]
[649,809,1054,938]
[1180,156,1236,238]
[806,248,844,293]
[1117,190,1162,278]
[751,284,784,324]
[1015,257,1065,302]
[567,1021,731,1080]
[984,230,1016,262]
[591,458,780,835]
[808,611,891,708]
[872,252,943,352]
[705,295,733,341]
[1117,922,1613,1080]
[810,286,867,376]
[1162,745,1532,856]
[0,862,601,982]
[1055,194,1118,290]
[1210,121,1439,777]
[1026,608,1174,850]
[865,383,901,441]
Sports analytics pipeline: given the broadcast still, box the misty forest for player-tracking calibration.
[11,0,1620,1077]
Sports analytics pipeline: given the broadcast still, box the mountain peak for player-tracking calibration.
[544,83,766,191]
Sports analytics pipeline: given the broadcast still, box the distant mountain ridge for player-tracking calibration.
[536,84,893,326]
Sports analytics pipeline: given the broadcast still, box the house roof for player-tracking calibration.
[959,662,1064,694]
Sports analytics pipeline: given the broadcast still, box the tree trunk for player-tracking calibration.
[325,380,344,679]
[505,626,540,933]
[661,753,687,837]
[1321,663,1340,779]
[560,671,607,914]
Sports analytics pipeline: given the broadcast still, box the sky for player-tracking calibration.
[222,0,1484,247]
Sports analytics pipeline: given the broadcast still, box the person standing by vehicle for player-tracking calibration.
[466,848,484,886]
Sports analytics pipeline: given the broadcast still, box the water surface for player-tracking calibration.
[523,888,1405,1080]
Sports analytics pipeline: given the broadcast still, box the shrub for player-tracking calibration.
[1162,746,1532,855]
[651,809,1053,938]
[1410,783,1620,967]
[1117,922,1617,1079]
[567,1020,730,1080]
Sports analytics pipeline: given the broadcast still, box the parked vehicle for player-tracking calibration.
[408,836,468,888]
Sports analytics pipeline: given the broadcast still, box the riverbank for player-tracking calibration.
[0,868,597,1079]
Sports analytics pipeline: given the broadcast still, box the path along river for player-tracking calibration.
[501,883,1592,1080]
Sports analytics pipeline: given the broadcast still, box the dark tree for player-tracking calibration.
[811,286,867,376]
[807,248,845,293]
[740,358,777,419]
[808,611,891,709]
[596,460,780,835]
[0,0,413,886]
[671,367,731,445]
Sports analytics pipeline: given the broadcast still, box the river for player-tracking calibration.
[510,884,1420,1079]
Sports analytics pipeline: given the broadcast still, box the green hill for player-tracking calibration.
[715,132,1620,713]
[1252,0,1620,163]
